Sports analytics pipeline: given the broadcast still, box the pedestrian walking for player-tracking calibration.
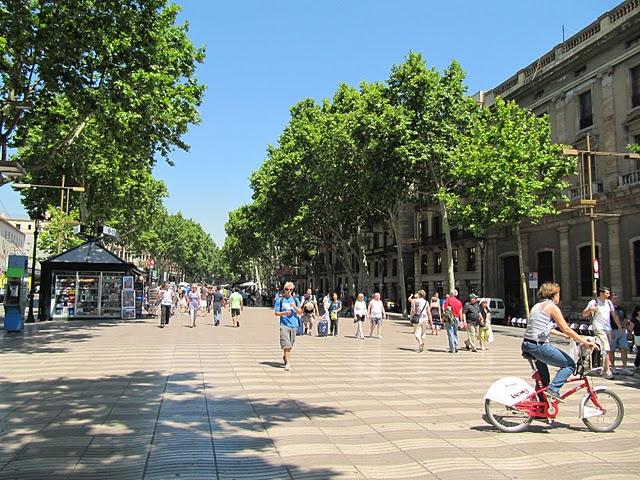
[429,292,441,335]
[367,292,386,339]
[478,298,493,350]
[443,289,463,353]
[187,284,201,328]
[158,282,175,328]
[462,293,481,352]
[410,290,431,352]
[582,286,623,379]
[212,286,224,326]
[610,292,633,375]
[353,293,368,339]
[328,293,342,336]
[275,282,301,371]
[229,288,243,327]
[301,288,318,335]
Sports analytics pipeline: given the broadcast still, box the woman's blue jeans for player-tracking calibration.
[521,341,575,393]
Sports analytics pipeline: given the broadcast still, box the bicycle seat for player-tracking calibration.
[521,352,536,361]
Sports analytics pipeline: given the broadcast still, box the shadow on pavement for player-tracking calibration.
[0,319,142,355]
[0,370,345,479]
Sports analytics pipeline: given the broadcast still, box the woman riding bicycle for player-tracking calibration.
[522,282,598,402]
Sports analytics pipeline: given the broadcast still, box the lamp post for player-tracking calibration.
[478,238,486,297]
[561,136,639,297]
[13,175,85,253]
[25,218,41,323]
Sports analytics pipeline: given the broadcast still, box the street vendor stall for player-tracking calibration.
[38,239,143,320]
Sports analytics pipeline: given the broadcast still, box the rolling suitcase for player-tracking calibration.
[318,320,329,337]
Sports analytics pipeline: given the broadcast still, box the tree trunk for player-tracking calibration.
[516,225,530,320]
[389,206,408,318]
[440,202,456,293]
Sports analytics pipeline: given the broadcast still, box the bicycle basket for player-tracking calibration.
[574,337,602,376]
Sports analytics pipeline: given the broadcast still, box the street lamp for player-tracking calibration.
[25,217,42,323]
[13,175,86,253]
[561,135,637,297]
[478,238,486,297]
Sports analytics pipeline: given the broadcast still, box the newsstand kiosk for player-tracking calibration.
[3,255,28,332]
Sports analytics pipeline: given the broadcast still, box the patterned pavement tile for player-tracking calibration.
[1,307,639,479]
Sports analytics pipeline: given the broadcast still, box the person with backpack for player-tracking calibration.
[275,282,302,371]
[583,286,624,379]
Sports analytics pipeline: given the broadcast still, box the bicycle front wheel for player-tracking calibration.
[581,389,624,432]
[485,399,533,433]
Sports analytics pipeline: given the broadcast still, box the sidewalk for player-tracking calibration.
[1,308,639,479]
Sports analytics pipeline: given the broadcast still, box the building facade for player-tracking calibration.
[299,0,640,315]
[0,217,26,276]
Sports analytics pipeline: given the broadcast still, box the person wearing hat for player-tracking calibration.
[462,293,481,352]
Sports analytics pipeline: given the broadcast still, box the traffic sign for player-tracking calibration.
[528,272,538,289]
[593,258,599,279]
[146,258,155,269]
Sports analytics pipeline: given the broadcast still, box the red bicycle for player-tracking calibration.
[484,348,624,433]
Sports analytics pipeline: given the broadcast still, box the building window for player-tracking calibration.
[432,216,441,238]
[579,91,593,129]
[420,220,428,244]
[421,254,429,275]
[579,245,599,297]
[434,252,442,273]
[452,249,458,272]
[392,258,398,276]
[382,259,387,276]
[374,261,379,278]
[634,240,640,297]
[632,65,640,108]
[467,247,476,271]
[28,224,32,230]
[537,251,554,284]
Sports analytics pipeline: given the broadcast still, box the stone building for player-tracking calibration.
[301,0,640,314]
[479,0,640,312]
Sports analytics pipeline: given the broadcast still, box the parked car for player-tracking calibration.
[488,298,506,324]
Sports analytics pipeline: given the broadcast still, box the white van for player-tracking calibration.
[488,298,505,323]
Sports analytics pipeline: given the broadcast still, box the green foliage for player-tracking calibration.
[37,206,83,258]
[444,97,576,234]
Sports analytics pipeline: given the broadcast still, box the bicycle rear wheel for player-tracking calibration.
[485,399,533,433]
[581,389,624,432]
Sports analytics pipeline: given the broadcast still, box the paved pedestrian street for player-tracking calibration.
[1,307,639,480]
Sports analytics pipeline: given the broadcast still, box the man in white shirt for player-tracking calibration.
[583,286,623,379]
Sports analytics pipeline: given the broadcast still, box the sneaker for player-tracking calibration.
[284,363,291,371]
[604,370,614,380]
[465,344,470,351]
[377,334,382,339]
[545,389,566,403]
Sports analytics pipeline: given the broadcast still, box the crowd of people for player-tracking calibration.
[154,281,640,385]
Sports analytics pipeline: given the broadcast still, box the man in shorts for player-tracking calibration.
[367,292,386,339]
[229,288,243,327]
[301,288,318,335]
[275,282,301,371]
[583,286,623,379]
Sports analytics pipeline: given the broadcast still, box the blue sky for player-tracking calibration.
[0,0,621,246]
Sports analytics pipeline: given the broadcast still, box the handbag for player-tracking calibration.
[330,310,338,321]
[410,300,428,324]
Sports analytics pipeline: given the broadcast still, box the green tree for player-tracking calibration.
[37,206,83,257]
[2,0,204,246]
[445,97,575,315]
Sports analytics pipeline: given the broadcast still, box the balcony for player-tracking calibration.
[618,169,640,187]
[566,182,604,200]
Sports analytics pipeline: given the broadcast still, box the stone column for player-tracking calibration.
[606,217,623,296]
[559,226,571,303]
[426,211,433,237]
[599,69,619,181]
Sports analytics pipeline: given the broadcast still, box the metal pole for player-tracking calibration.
[57,175,65,254]
[586,135,597,298]
[26,220,39,323]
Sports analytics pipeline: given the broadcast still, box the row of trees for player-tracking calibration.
[1,0,226,281]
[224,52,575,315]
